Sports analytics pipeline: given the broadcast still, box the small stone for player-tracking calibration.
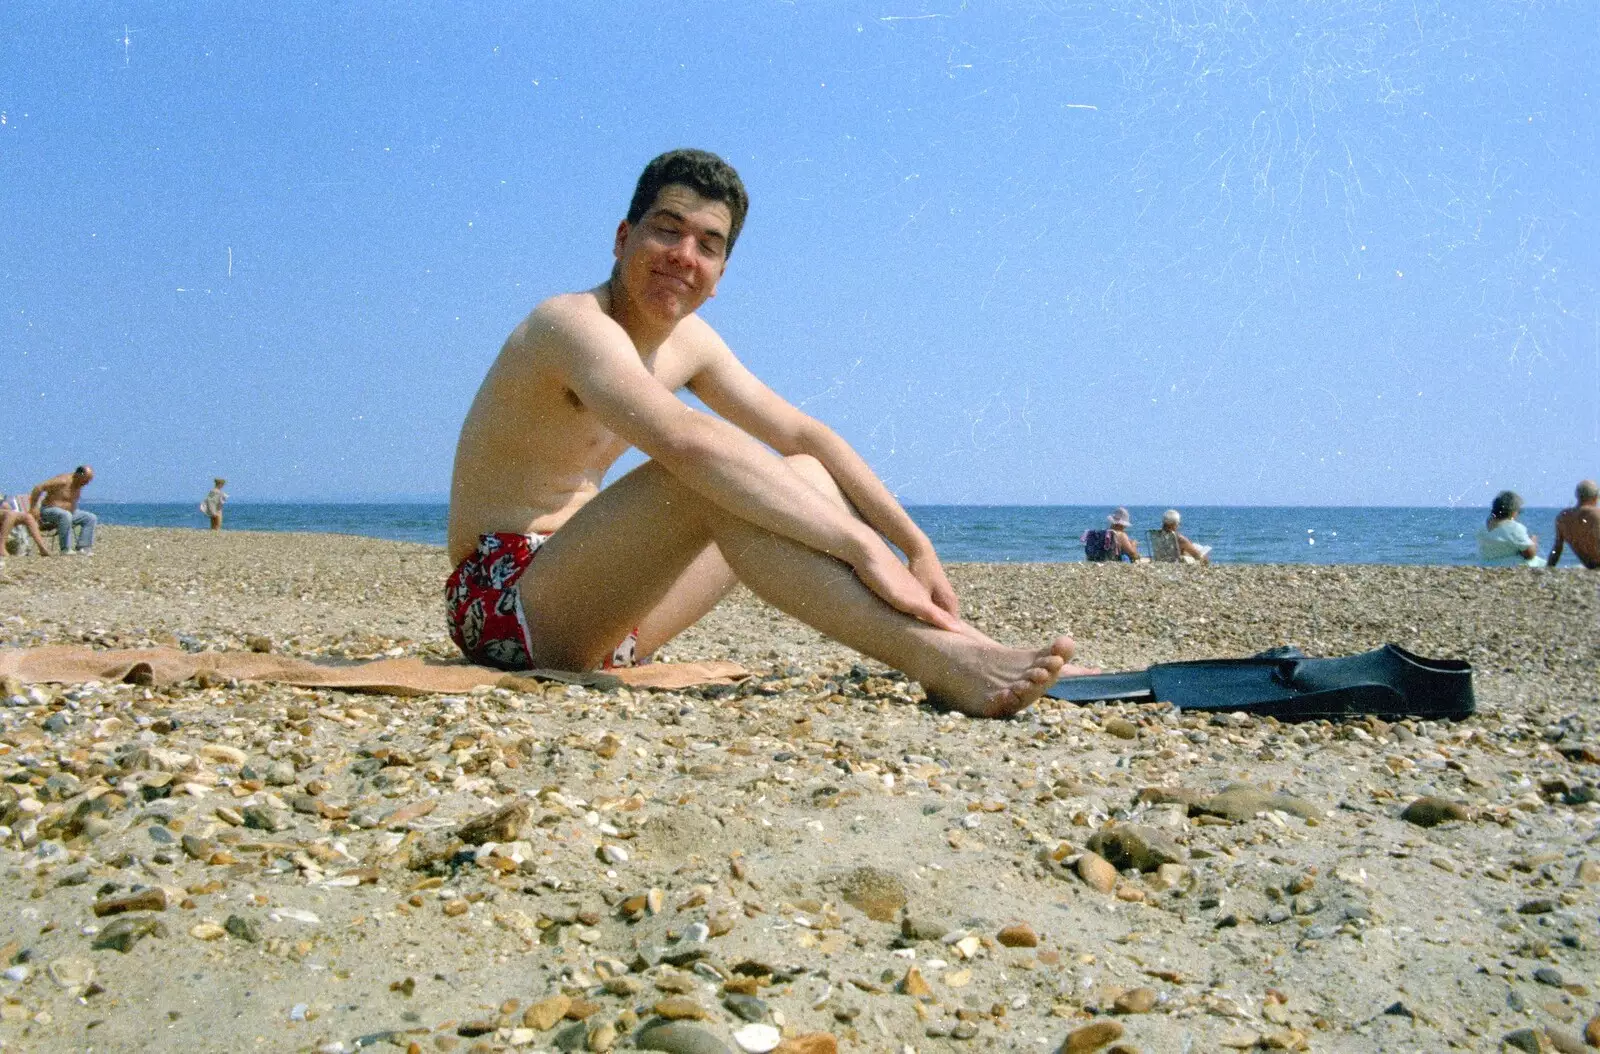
[241,804,291,832]
[772,1035,837,1054]
[1217,1030,1262,1050]
[526,995,572,1030]
[1587,1016,1600,1047]
[901,915,950,941]
[1577,861,1600,885]
[225,915,262,943]
[997,923,1038,948]
[1060,1019,1124,1053]
[1546,1025,1588,1054]
[1112,987,1157,1014]
[246,635,273,653]
[1400,796,1471,828]
[1534,967,1565,987]
[1518,899,1558,915]
[1502,1028,1542,1054]
[456,801,529,845]
[723,994,769,1023]
[838,866,907,922]
[636,1021,732,1054]
[1076,852,1118,893]
[1198,785,1275,821]
[92,916,166,953]
[189,922,227,941]
[1103,718,1138,740]
[899,966,933,999]
[653,996,710,1021]
[951,1021,979,1040]
[1086,824,1187,872]
[587,1020,617,1052]
[93,887,168,916]
[732,1024,781,1053]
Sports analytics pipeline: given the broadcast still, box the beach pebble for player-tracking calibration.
[1400,796,1471,827]
[93,887,168,916]
[771,1035,836,1054]
[526,994,572,1030]
[997,922,1039,948]
[1545,1025,1588,1054]
[1087,824,1187,872]
[1060,1020,1124,1053]
[732,1023,781,1052]
[456,801,529,844]
[1102,717,1139,740]
[1502,1028,1542,1053]
[723,994,769,1022]
[1077,852,1118,893]
[1112,987,1157,1014]
[653,996,710,1020]
[636,1021,731,1054]
[902,915,951,942]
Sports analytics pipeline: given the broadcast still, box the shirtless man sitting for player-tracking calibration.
[1548,479,1600,569]
[446,149,1085,717]
[29,466,96,554]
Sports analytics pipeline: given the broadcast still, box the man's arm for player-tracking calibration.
[1547,519,1566,567]
[543,305,960,630]
[687,330,960,615]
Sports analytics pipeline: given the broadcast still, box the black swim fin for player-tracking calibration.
[1045,643,1474,722]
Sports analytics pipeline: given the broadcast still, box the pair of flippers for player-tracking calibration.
[1044,643,1474,722]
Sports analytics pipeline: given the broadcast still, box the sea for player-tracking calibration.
[81,503,1565,567]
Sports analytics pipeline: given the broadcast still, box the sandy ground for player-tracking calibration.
[0,527,1597,1054]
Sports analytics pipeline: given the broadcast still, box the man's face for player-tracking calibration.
[75,468,94,485]
[613,185,731,323]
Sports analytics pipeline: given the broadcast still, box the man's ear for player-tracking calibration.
[613,220,631,261]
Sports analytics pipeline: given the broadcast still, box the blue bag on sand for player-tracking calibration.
[1045,643,1474,722]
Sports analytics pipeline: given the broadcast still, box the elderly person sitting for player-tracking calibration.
[1477,490,1541,566]
[1157,509,1212,564]
[1083,507,1141,562]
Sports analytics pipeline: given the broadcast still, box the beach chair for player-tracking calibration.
[1147,529,1181,563]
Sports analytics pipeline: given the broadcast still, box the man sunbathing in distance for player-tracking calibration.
[1548,479,1600,569]
[447,148,1092,717]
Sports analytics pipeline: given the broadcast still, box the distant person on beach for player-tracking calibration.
[1,493,52,557]
[200,478,228,531]
[1548,479,1600,569]
[1082,507,1140,562]
[1476,490,1540,567]
[1157,509,1212,565]
[446,148,1089,717]
[29,466,96,554]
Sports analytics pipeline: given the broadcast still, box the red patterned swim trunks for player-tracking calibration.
[445,532,639,671]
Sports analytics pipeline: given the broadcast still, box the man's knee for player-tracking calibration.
[785,453,838,492]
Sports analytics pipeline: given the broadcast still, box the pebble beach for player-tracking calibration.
[1,526,1597,1053]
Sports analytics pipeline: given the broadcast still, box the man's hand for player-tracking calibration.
[909,551,961,619]
[853,547,963,633]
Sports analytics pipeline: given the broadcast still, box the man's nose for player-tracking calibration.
[666,234,697,265]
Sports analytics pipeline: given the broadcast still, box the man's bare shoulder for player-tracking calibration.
[509,291,613,359]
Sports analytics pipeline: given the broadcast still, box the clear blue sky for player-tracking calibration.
[4,1,1595,506]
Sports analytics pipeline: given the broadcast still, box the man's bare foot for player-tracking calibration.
[922,635,1077,719]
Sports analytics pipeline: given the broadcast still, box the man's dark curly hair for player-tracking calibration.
[626,149,749,255]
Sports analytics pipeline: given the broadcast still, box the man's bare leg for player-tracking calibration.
[520,459,1074,717]
[1,512,50,557]
[629,454,1008,658]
